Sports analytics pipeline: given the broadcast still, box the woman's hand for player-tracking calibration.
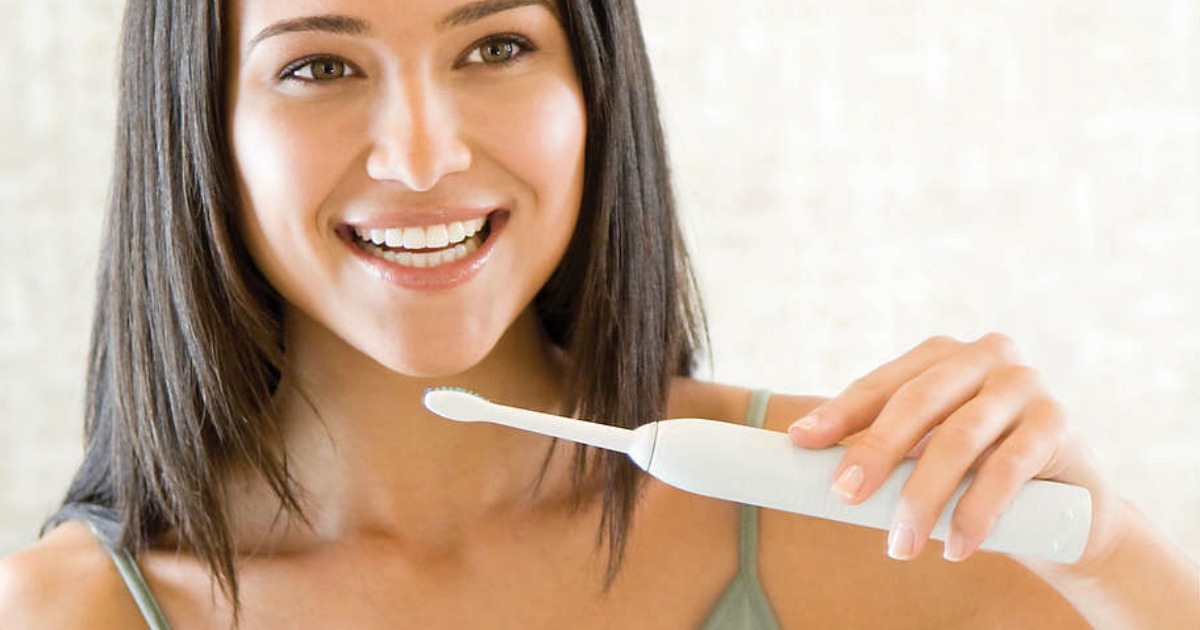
[786,333,1125,569]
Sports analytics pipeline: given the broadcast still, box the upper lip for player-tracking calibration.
[342,207,500,230]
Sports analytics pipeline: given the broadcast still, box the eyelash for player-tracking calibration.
[278,55,361,83]
[277,33,537,85]
[457,33,536,67]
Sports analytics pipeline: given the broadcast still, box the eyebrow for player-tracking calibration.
[246,0,559,53]
[247,14,369,52]
[437,0,560,29]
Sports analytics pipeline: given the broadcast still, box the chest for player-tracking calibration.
[139,483,741,630]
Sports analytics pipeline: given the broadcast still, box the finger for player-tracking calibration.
[788,335,962,448]
[883,366,1041,560]
[942,397,1070,562]
[830,348,1018,504]
[972,331,1024,365]
[905,429,935,458]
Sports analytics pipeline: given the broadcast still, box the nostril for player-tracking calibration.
[364,125,473,190]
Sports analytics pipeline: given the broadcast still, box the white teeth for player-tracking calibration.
[384,228,403,247]
[426,224,450,248]
[402,226,426,249]
[352,214,490,266]
[448,222,466,243]
[357,233,484,268]
[354,217,490,250]
[463,217,485,237]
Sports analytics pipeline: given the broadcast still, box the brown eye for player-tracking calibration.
[306,59,347,80]
[284,56,357,82]
[479,40,515,64]
[462,35,532,66]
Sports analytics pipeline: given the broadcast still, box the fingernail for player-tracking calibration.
[831,464,864,501]
[789,414,820,434]
[888,522,915,560]
[943,531,966,562]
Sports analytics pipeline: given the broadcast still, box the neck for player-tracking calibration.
[225,308,597,556]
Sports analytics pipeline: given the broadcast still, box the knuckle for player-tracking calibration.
[1029,396,1066,422]
[1028,398,1070,439]
[989,363,1041,391]
[851,430,898,462]
[1039,440,1077,479]
[931,421,986,455]
[983,449,1031,483]
[922,335,961,354]
[975,331,1021,362]
[892,381,938,410]
[846,373,883,399]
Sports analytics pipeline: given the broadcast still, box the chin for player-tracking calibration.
[386,358,480,380]
[366,339,495,379]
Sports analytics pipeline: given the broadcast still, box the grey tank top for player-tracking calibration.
[84,390,782,630]
[699,389,782,630]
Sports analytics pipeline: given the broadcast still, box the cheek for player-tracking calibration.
[467,78,587,218]
[228,96,365,269]
[231,95,365,217]
[532,84,587,213]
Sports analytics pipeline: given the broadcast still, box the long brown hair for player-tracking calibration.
[45,0,706,617]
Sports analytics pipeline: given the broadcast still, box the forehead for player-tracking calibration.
[226,0,562,49]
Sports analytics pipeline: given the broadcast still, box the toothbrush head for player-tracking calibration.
[423,386,489,402]
[421,387,639,454]
[422,387,495,422]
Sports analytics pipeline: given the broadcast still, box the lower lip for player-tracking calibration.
[340,211,507,291]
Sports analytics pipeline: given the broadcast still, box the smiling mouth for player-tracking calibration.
[348,212,498,268]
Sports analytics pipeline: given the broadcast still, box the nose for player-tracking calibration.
[365,81,472,192]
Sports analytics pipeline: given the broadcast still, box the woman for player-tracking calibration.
[1,0,1196,627]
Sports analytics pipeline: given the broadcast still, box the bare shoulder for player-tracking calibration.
[752,399,1090,629]
[0,521,144,629]
[665,377,825,423]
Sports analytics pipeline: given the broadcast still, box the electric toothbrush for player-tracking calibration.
[422,388,1091,563]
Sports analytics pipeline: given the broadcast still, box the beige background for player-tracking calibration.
[1,0,1197,565]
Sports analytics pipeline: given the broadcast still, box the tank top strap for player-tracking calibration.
[744,389,771,430]
[699,388,782,629]
[738,389,772,584]
[80,518,174,630]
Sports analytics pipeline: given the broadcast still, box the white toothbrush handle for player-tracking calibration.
[636,419,1091,563]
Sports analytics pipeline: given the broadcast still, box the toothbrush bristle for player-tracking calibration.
[424,386,489,401]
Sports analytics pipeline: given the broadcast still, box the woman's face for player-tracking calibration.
[226,0,585,377]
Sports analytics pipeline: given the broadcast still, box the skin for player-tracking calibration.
[1,0,1196,628]
[221,0,591,551]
